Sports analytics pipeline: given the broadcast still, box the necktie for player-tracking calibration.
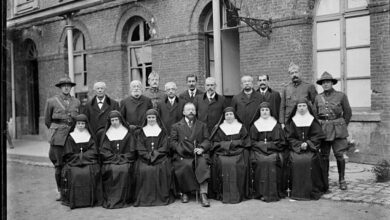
[188,120,193,128]
[190,91,194,98]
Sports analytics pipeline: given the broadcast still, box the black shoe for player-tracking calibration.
[200,193,210,207]
[339,180,348,190]
[181,193,189,203]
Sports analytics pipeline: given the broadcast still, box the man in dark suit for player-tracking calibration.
[170,102,211,207]
[194,77,227,133]
[120,80,153,126]
[256,74,281,121]
[83,81,119,143]
[179,74,204,103]
[231,75,262,130]
[157,82,185,133]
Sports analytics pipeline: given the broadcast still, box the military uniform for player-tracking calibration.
[279,80,317,125]
[314,72,352,190]
[44,78,80,197]
[144,87,166,109]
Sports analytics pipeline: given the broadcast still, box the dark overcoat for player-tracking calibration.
[231,90,262,131]
[256,87,282,121]
[120,95,153,126]
[179,89,204,104]
[193,93,227,133]
[157,96,185,133]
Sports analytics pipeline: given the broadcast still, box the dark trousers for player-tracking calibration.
[320,139,348,187]
[49,145,64,192]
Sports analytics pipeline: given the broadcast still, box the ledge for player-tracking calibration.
[350,110,382,122]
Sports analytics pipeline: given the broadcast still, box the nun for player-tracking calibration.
[285,98,327,200]
[249,102,286,202]
[133,109,175,206]
[100,110,136,208]
[209,107,250,204]
[61,114,102,209]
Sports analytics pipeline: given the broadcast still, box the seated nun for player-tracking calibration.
[209,107,250,204]
[285,98,327,200]
[100,110,136,209]
[61,114,102,209]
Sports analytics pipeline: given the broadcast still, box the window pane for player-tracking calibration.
[347,48,370,77]
[317,0,340,16]
[74,34,85,51]
[74,73,84,92]
[317,51,341,78]
[346,16,370,47]
[316,21,340,49]
[74,55,83,73]
[348,0,368,9]
[347,79,371,107]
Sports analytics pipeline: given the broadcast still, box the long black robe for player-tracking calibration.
[61,136,102,209]
[170,118,211,194]
[100,131,135,208]
[210,126,250,203]
[133,129,175,206]
[285,119,327,200]
[250,123,286,202]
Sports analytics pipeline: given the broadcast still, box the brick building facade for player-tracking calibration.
[6,0,390,163]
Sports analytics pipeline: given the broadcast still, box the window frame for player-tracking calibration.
[313,0,371,110]
[72,30,88,93]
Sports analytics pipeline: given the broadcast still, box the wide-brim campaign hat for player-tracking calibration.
[55,76,76,87]
[316,71,338,85]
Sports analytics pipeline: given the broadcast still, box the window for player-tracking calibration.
[315,0,370,109]
[73,30,88,94]
[127,17,152,87]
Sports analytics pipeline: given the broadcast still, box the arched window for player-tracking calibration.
[73,30,87,93]
[314,0,370,109]
[127,17,152,87]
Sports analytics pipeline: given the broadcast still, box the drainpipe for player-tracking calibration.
[212,0,223,94]
[8,40,16,138]
[65,14,75,96]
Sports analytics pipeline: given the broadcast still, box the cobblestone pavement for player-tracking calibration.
[323,162,390,206]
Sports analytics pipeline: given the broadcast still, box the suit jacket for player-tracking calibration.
[193,93,227,133]
[179,89,204,103]
[170,118,211,158]
[120,95,153,126]
[256,87,281,120]
[231,89,262,130]
[157,96,185,133]
[83,95,119,141]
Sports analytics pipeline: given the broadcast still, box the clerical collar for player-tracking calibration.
[259,88,268,94]
[292,111,314,127]
[70,129,91,143]
[106,124,128,141]
[96,96,105,103]
[244,89,253,95]
[143,124,162,137]
[188,89,197,95]
[254,116,277,132]
[207,92,216,100]
[220,119,242,135]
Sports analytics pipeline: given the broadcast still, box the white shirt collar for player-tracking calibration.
[168,96,176,103]
[259,88,268,94]
[96,96,105,103]
[207,92,216,100]
[188,89,197,96]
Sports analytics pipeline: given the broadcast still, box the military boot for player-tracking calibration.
[337,160,347,190]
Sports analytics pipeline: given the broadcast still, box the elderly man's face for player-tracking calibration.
[321,80,333,91]
[183,103,196,121]
[258,75,269,90]
[187,77,197,91]
[95,85,106,98]
[61,84,72,95]
[165,84,177,98]
[148,77,159,88]
[241,77,253,91]
[130,84,142,98]
[205,80,216,95]
[289,69,301,83]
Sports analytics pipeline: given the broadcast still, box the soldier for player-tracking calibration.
[44,76,80,201]
[314,71,352,191]
[143,71,165,109]
[179,74,205,103]
[83,82,119,144]
[279,62,317,129]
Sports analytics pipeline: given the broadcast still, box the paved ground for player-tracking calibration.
[5,138,390,219]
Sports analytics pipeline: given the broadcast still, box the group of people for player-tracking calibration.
[44,62,352,209]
